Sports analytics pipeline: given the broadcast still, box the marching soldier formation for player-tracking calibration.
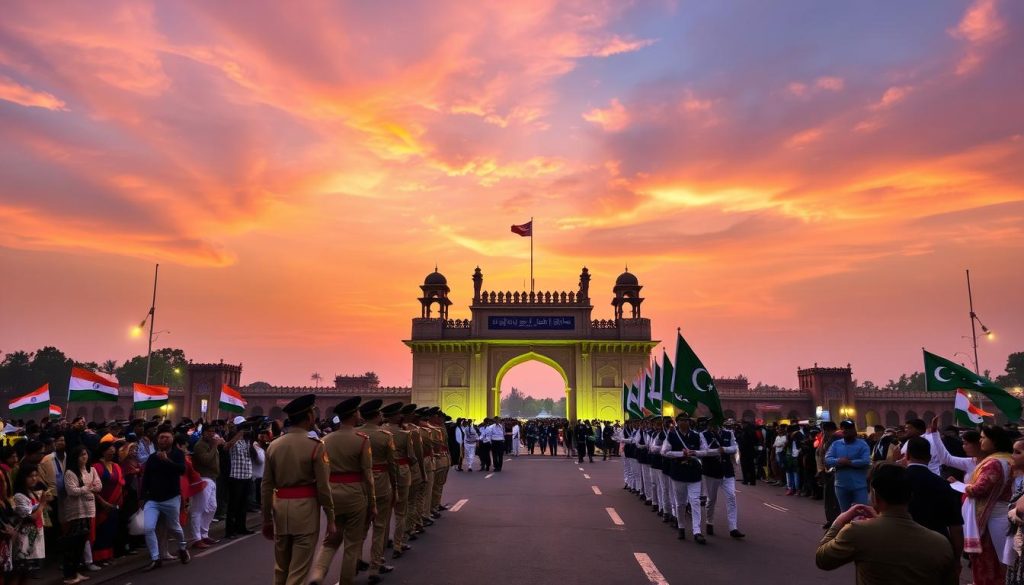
[621,413,746,546]
[262,394,452,585]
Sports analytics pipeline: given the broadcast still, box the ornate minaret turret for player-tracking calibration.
[473,266,483,304]
[419,267,452,319]
[578,267,591,304]
[611,266,644,319]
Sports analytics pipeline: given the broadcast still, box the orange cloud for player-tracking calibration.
[0,75,67,110]
[950,0,1006,75]
[582,98,629,131]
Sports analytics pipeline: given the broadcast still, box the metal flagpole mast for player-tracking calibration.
[530,216,534,293]
[144,264,159,385]
[967,269,980,375]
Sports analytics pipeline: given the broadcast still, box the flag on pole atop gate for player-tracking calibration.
[510,221,532,237]
[133,383,169,410]
[9,384,50,416]
[219,384,247,413]
[68,367,119,402]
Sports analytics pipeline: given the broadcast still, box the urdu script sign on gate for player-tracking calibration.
[487,316,575,330]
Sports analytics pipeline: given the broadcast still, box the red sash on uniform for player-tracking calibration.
[395,458,411,466]
[329,472,363,484]
[371,464,388,472]
[276,485,316,499]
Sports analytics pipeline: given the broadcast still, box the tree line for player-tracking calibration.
[500,386,567,418]
[0,346,190,398]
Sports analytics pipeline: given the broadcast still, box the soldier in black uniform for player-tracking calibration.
[574,421,591,464]
[662,413,706,544]
[699,419,745,538]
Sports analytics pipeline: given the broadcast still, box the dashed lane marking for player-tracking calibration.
[583,473,591,479]
[485,473,494,479]
[450,498,469,512]
[606,507,624,525]
[192,532,257,559]
[764,503,788,512]
[579,467,585,471]
[592,486,602,495]
[634,552,669,585]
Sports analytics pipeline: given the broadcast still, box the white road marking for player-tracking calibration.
[192,532,257,559]
[485,473,494,479]
[583,473,591,479]
[579,467,584,471]
[450,498,469,512]
[633,552,669,585]
[606,507,624,525]
[591,486,602,495]
[764,503,788,512]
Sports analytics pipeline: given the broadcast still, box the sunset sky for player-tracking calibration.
[1,0,1022,400]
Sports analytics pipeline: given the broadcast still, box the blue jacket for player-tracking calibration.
[825,438,871,489]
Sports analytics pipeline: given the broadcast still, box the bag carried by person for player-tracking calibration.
[128,508,145,536]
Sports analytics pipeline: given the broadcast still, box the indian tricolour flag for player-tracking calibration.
[219,384,246,414]
[9,384,50,416]
[68,367,119,402]
[955,389,994,427]
[133,383,169,410]
[49,404,62,419]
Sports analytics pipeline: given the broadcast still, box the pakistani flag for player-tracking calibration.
[924,350,1021,420]
[669,329,725,423]
[625,381,644,420]
[661,350,674,406]
[955,389,994,427]
[643,361,663,416]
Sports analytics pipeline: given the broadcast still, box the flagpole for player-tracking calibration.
[966,269,980,375]
[144,264,159,385]
[530,216,534,293]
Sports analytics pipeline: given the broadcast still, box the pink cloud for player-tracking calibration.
[950,0,1006,74]
[588,35,657,57]
[582,98,629,131]
[0,75,67,110]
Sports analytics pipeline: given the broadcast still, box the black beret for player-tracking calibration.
[400,403,417,415]
[333,396,362,419]
[381,402,403,417]
[282,393,317,417]
[414,407,430,416]
[358,399,383,417]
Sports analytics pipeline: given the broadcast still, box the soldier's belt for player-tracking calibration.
[276,485,317,499]
[372,464,389,472]
[329,472,363,484]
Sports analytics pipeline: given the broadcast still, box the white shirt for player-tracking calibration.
[512,424,520,439]
[914,431,962,476]
[252,443,266,479]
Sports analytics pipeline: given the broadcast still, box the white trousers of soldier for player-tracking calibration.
[703,476,738,531]
[672,479,703,535]
[512,438,520,456]
[627,459,636,489]
[658,472,672,514]
[650,468,663,510]
[641,464,652,500]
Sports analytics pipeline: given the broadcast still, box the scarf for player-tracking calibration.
[964,452,1012,554]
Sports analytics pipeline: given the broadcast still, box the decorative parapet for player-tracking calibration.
[853,390,956,401]
[717,388,810,400]
[240,385,411,395]
[443,319,472,329]
[476,290,587,306]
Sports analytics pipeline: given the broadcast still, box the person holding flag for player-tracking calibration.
[665,329,725,423]
[923,349,1021,421]
[8,384,50,418]
[662,412,707,544]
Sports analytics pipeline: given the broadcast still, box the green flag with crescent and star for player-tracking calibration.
[643,361,662,416]
[924,349,1021,420]
[669,329,725,423]
[661,350,674,411]
[625,381,644,420]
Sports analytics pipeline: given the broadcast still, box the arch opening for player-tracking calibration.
[494,352,570,419]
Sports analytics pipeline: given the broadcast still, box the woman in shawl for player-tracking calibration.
[963,425,1015,585]
[90,441,123,564]
[118,440,143,555]
[10,464,49,585]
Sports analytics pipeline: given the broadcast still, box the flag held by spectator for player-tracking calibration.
[133,383,169,410]
[511,221,532,237]
[69,366,119,402]
[954,389,993,426]
[219,384,247,413]
[49,404,62,418]
[9,384,50,416]
[924,349,1021,420]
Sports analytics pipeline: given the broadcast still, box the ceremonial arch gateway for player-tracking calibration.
[404,267,658,421]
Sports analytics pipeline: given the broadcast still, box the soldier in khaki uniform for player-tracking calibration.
[357,400,396,583]
[382,402,414,559]
[412,407,436,529]
[428,410,451,516]
[309,397,376,585]
[402,404,426,541]
[261,394,335,585]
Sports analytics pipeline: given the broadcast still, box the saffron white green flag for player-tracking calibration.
[955,389,994,427]
[9,384,50,416]
[219,384,246,414]
[133,383,169,410]
[68,367,119,402]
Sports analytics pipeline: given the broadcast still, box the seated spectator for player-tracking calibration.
[815,463,956,585]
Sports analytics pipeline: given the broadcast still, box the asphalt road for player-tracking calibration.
[107,454,860,585]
